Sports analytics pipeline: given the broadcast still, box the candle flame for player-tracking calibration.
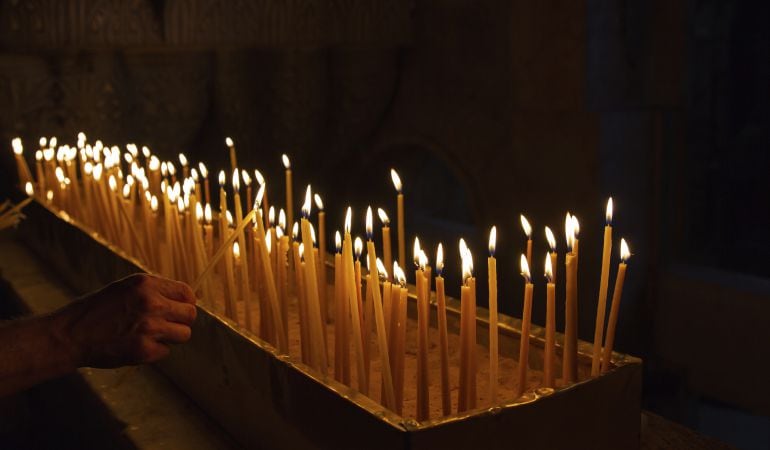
[178,153,188,167]
[12,137,22,155]
[177,197,185,213]
[232,168,240,191]
[233,241,240,258]
[144,191,151,203]
[413,237,422,266]
[255,183,266,208]
[459,238,469,260]
[191,168,199,182]
[461,249,471,284]
[150,156,160,171]
[35,150,42,161]
[436,243,444,275]
[226,210,233,227]
[39,137,47,148]
[344,207,352,234]
[299,242,305,259]
[520,254,531,283]
[545,253,553,283]
[314,193,324,211]
[301,184,312,217]
[571,215,580,237]
[268,206,275,227]
[108,175,117,191]
[545,226,557,252]
[620,238,630,262]
[565,213,574,251]
[198,162,208,178]
[276,226,284,239]
[521,214,532,238]
[122,183,131,199]
[46,190,53,201]
[278,209,286,230]
[241,170,251,186]
[309,222,317,246]
[151,196,158,212]
[142,146,150,158]
[161,162,168,177]
[390,169,402,193]
[225,137,234,148]
[167,162,176,176]
[254,169,265,186]
[335,231,342,253]
[204,203,212,223]
[365,206,373,240]
[376,258,388,280]
[354,237,363,260]
[25,182,34,196]
[418,250,428,271]
[489,225,497,256]
[395,262,407,287]
[266,231,272,254]
[606,197,613,224]
[377,208,389,225]
[292,222,299,240]
[282,154,291,169]
[43,148,54,162]
[218,170,226,186]
[196,203,203,221]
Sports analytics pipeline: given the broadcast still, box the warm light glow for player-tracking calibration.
[390,168,402,193]
[459,238,469,260]
[520,254,531,283]
[377,208,389,225]
[520,214,532,238]
[232,241,240,259]
[191,168,198,182]
[276,226,284,239]
[395,262,406,287]
[266,231,272,254]
[314,193,324,211]
[461,247,472,284]
[282,154,291,169]
[93,164,103,181]
[254,169,265,186]
[142,146,150,158]
[302,185,312,217]
[25,182,34,196]
[344,207,352,234]
[196,203,203,221]
[144,191,151,203]
[572,215,580,237]
[489,226,497,256]
[606,197,613,224]
[335,231,342,253]
[269,206,276,227]
[46,190,53,201]
[177,197,185,213]
[226,210,234,227]
[418,250,428,271]
[198,162,208,178]
[255,183,266,207]
[122,184,131,199]
[54,167,64,183]
[545,226,557,252]
[278,209,286,230]
[413,237,422,266]
[35,150,42,161]
[178,153,188,167]
[108,175,117,191]
[225,137,234,148]
[149,156,160,171]
[309,223,316,245]
[376,258,388,280]
[218,170,226,186]
[436,243,444,276]
[620,238,630,262]
[545,253,553,283]
[354,237,363,260]
[39,137,47,148]
[292,222,299,240]
[167,162,176,176]
[12,137,22,155]
[232,168,240,191]
[161,162,168,177]
[241,170,251,186]
[565,213,574,251]
[43,148,54,161]
[151,196,158,212]
[365,206,373,240]
[204,204,212,223]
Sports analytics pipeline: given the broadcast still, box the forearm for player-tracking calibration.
[0,312,78,397]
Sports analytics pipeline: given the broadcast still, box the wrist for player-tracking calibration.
[45,306,84,370]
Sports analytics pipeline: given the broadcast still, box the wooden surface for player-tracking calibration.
[0,231,734,449]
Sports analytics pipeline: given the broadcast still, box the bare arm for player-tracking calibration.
[0,274,197,397]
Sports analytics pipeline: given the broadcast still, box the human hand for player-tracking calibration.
[52,273,197,368]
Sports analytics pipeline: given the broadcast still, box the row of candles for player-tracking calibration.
[11,134,631,420]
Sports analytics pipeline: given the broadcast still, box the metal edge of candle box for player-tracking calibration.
[17,199,642,450]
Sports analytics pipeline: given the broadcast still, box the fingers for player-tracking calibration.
[158,298,197,325]
[137,338,170,363]
[141,274,196,304]
[155,321,192,344]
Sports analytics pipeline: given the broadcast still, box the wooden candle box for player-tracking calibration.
[19,200,642,450]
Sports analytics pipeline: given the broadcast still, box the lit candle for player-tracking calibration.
[487,226,499,405]
[232,242,245,325]
[378,258,392,403]
[254,169,268,223]
[378,208,393,282]
[333,231,348,383]
[292,232,309,362]
[300,186,328,374]
[515,255,534,398]
[278,210,290,346]
[282,154,293,231]
[521,214,533,268]
[393,264,408,413]
[354,236,364,345]
[342,207,367,394]
[458,240,473,412]
[35,149,45,194]
[225,137,237,172]
[365,206,396,410]
[601,239,630,373]
[178,153,189,178]
[435,245,451,416]
[563,213,579,383]
[224,237,238,320]
[11,138,33,186]
[544,253,556,388]
[592,198,614,376]
[198,162,210,206]
[203,204,214,258]
[390,169,406,270]
[232,168,253,332]
[314,193,327,322]
[414,237,430,420]
[545,226,558,281]
[242,170,252,219]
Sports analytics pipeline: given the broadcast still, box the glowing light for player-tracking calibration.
[606,197,613,224]
[196,203,203,221]
[413,237,422,266]
[218,170,226,186]
[520,254,531,282]
[292,222,299,240]
[572,215,580,237]
[12,138,23,155]
[266,231,272,254]
[545,226,556,252]
[620,238,630,262]
[365,206,373,240]
[191,168,198,182]
[226,210,233,227]
[167,162,176,176]
[565,213,574,251]
[254,169,265,186]
[395,262,406,287]
[298,242,304,259]
[335,231,342,253]
[269,206,276,227]
[198,162,208,178]
[232,241,240,258]
[418,249,428,271]
[255,183,266,208]
[225,137,234,148]
[390,169,402,193]
[204,204,212,223]
[545,253,553,283]
[344,207,352,234]
[521,215,532,238]
[178,153,188,167]
[354,237,363,260]
[376,258,388,280]
[149,156,160,171]
[279,209,286,230]
[232,168,240,191]
[177,197,185,213]
[38,137,47,148]
[302,185,312,217]
[314,193,324,211]
[122,184,131,199]
[241,170,251,186]
[377,208,389,226]
[282,154,291,169]
[25,182,34,196]
[489,226,497,256]
[108,175,117,192]
[436,243,444,276]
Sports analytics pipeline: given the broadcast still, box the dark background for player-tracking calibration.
[0,0,768,448]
